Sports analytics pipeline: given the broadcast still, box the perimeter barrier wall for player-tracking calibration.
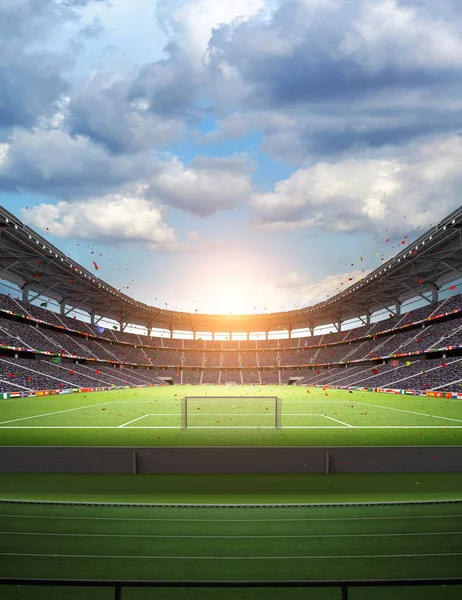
[1,578,462,600]
[0,446,461,474]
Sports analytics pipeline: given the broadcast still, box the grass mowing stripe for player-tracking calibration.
[1,514,461,522]
[2,531,461,539]
[1,552,461,559]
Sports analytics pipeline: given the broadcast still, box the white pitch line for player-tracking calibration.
[285,426,462,429]
[119,414,150,428]
[0,401,117,426]
[1,531,460,539]
[1,514,461,523]
[1,552,461,560]
[350,401,462,424]
[1,426,462,429]
[320,414,353,428]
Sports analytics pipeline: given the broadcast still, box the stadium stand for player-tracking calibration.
[0,290,461,391]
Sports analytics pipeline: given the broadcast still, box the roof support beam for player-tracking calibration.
[60,297,74,316]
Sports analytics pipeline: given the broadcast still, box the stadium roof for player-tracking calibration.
[0,204,461,334]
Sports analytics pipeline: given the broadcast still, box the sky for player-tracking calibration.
[1,0,462,317]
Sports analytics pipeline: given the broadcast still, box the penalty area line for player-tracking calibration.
[119,414,152,428]
[320,414,353,428]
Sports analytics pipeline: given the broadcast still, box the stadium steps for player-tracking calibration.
[9,297,34,317]
[0,357,81,389]
[358,334,396,360]
[347,360,427,389]
[0,324,34,351]
[91,339,119,360]
[384,328,426,355]
[0,323,29,348]
[334,363,401,387]
[138,347,153,365]
[309,345,322,363]
[54,313,76,329]
[0,377,34,392]
[428,321,462,350]
[75,363,123,386]
[78,320,97,336]
[432,374,462,390]
[33,327,63,352]
[62,333,97,358]
[379,358,459,389]
[40,361,105,387]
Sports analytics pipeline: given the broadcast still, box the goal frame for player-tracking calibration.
[181,395,281,430]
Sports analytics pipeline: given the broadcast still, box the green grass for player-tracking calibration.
[0,385,461,446]
[0,494,461,600]
[1,473,462,503]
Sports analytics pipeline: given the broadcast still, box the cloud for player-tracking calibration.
[161,0,267,58]
[68,50,191,153]
[68,68,185,153]
[67,0,268,154]
[21,196,187,252]
[148,155,253,216]
[0,127,156,197]
[202,0,462,158]
[0,0,102,133]
[251,134,462,234]
[0,125,251,216]
[273,268,371,306]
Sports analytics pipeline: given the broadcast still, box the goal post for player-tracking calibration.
[181,396,282,430]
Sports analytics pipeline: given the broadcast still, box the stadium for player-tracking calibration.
[0,203,461,599]
[2,1,462,597]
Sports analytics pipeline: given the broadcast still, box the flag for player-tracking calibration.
[50,356,61,365]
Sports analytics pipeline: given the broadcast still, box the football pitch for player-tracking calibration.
[0,493,461,600]
[0,385,461,446]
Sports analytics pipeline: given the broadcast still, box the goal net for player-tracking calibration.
[181,396,282,430]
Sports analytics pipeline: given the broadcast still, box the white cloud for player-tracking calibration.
[251,134,462,234]
[273,268,371,306]
[21,196,188,252]
[149,155,253,216]
[339,0,462,70]
[0,124,251,217]
[171,0,267,58]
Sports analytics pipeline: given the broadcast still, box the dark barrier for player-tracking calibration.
[1,578,461,600]
[0,446,461,473]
